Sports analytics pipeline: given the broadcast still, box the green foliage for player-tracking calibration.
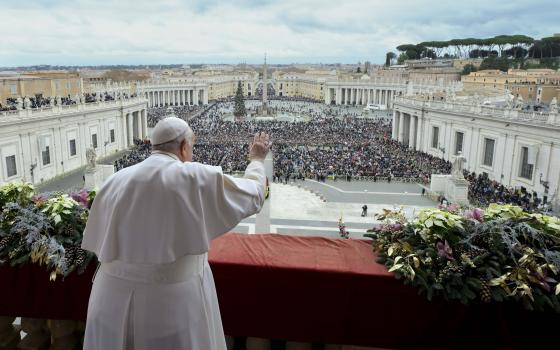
[395,34,556,60]
[233,81,246,118]
[367,205,560,312]
[479,56,512,71]
[461,64,477,75]
[0,181,35,209]
[397,53,409,64]
[0,182,95,280]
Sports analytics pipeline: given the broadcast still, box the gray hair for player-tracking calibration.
[152,126,195,153]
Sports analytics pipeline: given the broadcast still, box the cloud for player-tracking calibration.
[0,0,557,66]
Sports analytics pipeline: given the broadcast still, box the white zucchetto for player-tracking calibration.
[151,117,190,145]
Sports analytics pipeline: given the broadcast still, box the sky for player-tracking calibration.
[0,0,558,67]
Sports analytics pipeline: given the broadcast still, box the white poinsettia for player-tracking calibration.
[41,194,79,225]
[413,208,463,242]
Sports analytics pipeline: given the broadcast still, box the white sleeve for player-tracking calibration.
[202,160,266,239]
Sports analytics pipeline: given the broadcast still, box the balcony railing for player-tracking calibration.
[0,97,147,123]
[393,96,560,126]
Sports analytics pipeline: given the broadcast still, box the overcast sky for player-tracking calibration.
[0,0,557,67]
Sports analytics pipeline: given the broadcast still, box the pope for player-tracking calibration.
[81,117,271,349]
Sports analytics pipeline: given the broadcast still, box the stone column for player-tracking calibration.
[392,111,398,139]
[135,111,142,140]
[19,318,49,350]
[398,112,406,142]
[409,115,417,149]
[48,320,78,350]
[142,110,148,139]
[127,113,134,146]
[0,316,20,349]
[204,89,208,105]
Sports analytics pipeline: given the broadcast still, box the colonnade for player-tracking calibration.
[392,110,424,151]
[144,89,208,108]
[325,87,401,108]
[123,109,148,146]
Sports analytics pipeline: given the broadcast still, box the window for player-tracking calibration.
[91,134,98,149]
[42,146,51,166]
[40,136,51,166]
[482,138,495,167]
[431,126,439,149]
[69,139,77,156]
[519,146,534,180]
[10,84,17,94]
[5,155,17,177]
[110,129,115,143]
[455,132,464,155]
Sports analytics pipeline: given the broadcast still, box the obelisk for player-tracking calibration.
[262,53,268,115]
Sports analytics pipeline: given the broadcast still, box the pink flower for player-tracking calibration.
[447,204,461,213]
[31,194,48,205]
[436,240,454,260]
[71,190,89,207]
[464,208,484,222]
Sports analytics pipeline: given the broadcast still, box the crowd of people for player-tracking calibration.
[110,99,549,211]
[1,91,137,112]
[147,105,203,127]
[466,172,545,211]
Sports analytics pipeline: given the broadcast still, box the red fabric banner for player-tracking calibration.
[0,233,558,349]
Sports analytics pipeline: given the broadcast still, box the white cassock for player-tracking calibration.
[81,151,265,350]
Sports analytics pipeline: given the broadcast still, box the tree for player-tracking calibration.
[233,81,246,118]
[461,64,477,75]
[385,52,396,66]
[479,57,511,72]
[356,67,361,73]
[397,53,409,64]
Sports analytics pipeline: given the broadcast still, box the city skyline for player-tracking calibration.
[0,0,558,66]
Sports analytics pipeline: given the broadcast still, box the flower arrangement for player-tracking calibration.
[365,204,560,312]
[0,182,96,281]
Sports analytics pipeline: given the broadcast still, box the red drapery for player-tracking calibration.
[0,233,558,349]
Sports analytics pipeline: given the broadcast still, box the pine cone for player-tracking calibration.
[480,281,492,303]
[65,246,78,265]
[64,225,75,236]
[0,236,11,251]
[75,249,87,267]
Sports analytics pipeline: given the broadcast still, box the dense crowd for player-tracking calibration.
[147,105,203,127]
[0,91,136,112]
[111,100,549,210]
[116,101,450,182]
[466,172,545,211]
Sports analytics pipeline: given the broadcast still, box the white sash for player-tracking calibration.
[100,253,206,284]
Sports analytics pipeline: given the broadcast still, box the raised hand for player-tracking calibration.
[249,132,271,161]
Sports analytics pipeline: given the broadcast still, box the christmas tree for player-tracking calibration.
[233,81,246,118]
